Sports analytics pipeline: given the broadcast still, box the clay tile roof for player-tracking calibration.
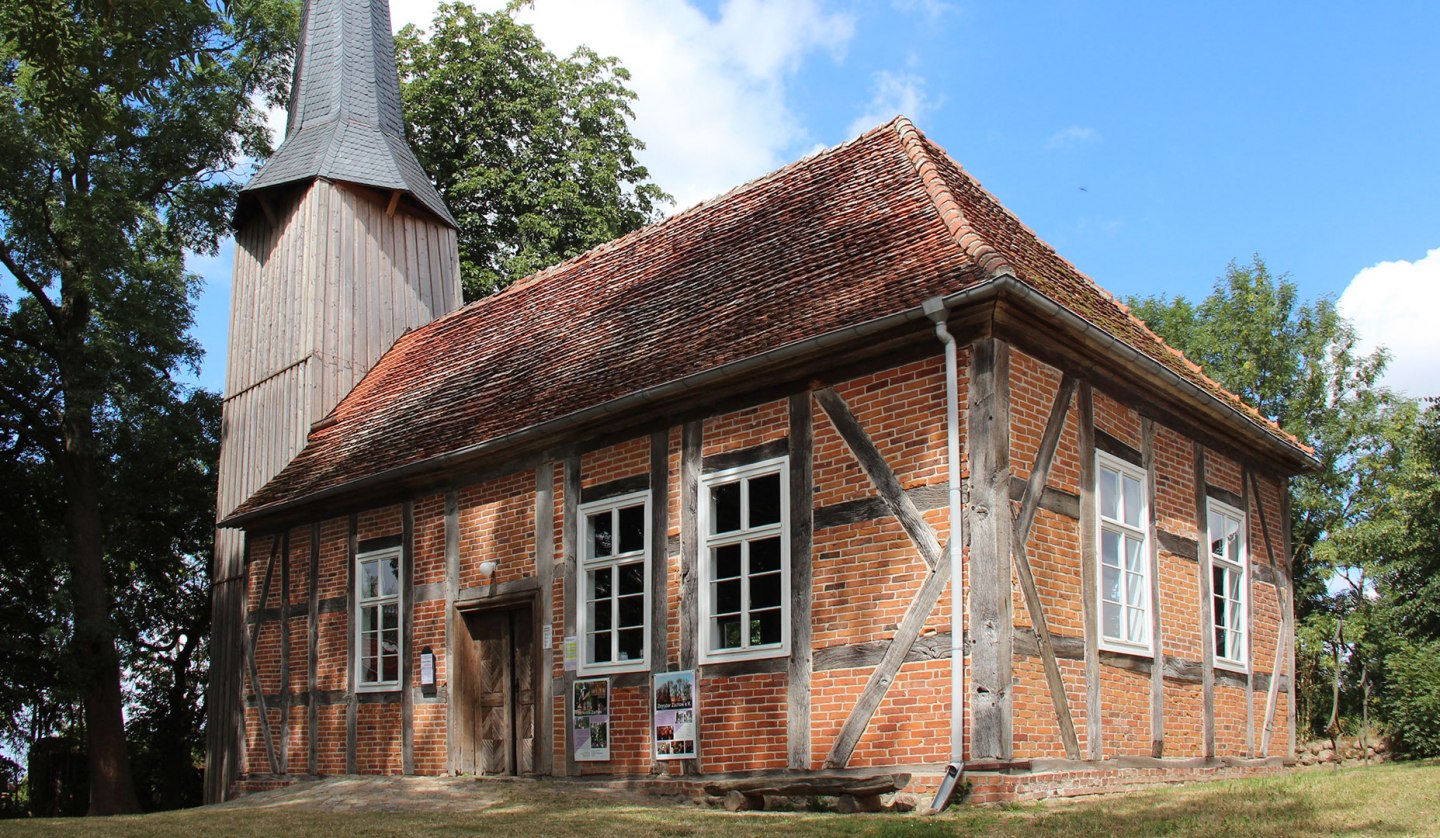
[226,117,1310,524]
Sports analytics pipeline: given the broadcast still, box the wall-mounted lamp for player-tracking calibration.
[479,560,498,579]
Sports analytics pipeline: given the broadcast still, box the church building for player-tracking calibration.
[206,0,1313,806]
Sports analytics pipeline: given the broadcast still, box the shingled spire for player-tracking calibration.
[240,0,455,226]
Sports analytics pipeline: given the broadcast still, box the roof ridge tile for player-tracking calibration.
[892,116,1014,278]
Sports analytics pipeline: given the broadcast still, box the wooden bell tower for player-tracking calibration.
[205,0,460,802]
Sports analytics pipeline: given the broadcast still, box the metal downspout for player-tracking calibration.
[923,296,964,765]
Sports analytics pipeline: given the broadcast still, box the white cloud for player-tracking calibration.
[1046,125,1101,151]
[846,70,939,138]
[387,1,855,211]
[1337,247,1440,399]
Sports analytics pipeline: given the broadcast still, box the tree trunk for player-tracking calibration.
[60,366,141,815]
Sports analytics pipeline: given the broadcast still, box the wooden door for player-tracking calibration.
[455,605,535,776]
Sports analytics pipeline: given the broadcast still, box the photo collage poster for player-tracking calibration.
[572,677,610,761]
[653,670,697,760]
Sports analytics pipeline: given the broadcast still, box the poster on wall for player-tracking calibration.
[572,677,610,762]
[653,670,697,760]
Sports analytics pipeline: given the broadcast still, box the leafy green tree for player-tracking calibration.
[1383,638,1440,757]
[395,1,670,299]
[0,0,295,814]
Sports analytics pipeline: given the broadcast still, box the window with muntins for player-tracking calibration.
[700,457,789,663]
[579,491,650,674]
[1208,499,1248,668]
[1097,452,1151,653]
[355,546,401,690]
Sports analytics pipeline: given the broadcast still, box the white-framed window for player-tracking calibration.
[1096,451,1152,654]
[699,456,789,663]
[355,545,402,691]
[1208,498,1248,669]
[579,490,651,675]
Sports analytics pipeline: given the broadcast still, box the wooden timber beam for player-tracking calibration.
[345,514,358,774]
[279,531,291,774]
[307,523,320,776]
[443,491,460,774]
[815,387,953,768]
[1011,373,1080,760]
[649,432,670,774]
[1194,445,1216,759]
[815,387,943,570]
[1242,472,1255,758]
[679,421,702,674]
[243,537,282,775]
[788,394,815,770]
[1078,383,1103,760]
[1143,419,1165,758]
[969,338,1013,760]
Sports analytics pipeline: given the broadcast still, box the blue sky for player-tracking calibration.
[183,0,1439,397]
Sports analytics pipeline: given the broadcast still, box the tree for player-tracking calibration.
[1127,256,1406,737]
[395,2,670,299]
[0,0,295,814]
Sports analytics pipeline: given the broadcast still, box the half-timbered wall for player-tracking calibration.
[237,337,1294,790]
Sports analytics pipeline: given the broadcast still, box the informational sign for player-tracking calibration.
[419,646,436,697]
[572,677,611,762]
[653,670,697,760]
[562,635,578,672]
[542,624,553,650]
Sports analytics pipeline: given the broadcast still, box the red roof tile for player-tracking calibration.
[227,117,1309,523]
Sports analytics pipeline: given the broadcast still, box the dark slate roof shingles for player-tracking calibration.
[241,0,455,227]
[228,117,1308,522]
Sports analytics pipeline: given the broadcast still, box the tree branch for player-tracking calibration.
[0,318,54,358]
[0,237,62,328]
[0,392,60,458]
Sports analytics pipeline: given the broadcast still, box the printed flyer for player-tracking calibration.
[652,670,697,760]
[572,677,610,762]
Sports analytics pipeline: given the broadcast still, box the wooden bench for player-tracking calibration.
[702,772,911,813]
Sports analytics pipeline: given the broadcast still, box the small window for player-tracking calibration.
[579,491,650,674]
[700,457,789,663]
[1208,499,1248,669]
[355,546,402,690]
[1096,451,1151,654]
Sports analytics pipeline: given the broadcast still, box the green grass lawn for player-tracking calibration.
[3,761,1437,837]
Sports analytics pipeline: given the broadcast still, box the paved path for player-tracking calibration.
[209,776,508,813]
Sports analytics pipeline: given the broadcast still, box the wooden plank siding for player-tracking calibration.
[213,179,459,798]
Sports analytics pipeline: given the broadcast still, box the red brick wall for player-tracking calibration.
[700,672,787,772]
[458,471,534,590]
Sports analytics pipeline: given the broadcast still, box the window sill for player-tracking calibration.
[578,660,649,678]
[698,644,788,668]
[355,683,401,694]
[1098,640,1153,659]
[1215,658,1248,674]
